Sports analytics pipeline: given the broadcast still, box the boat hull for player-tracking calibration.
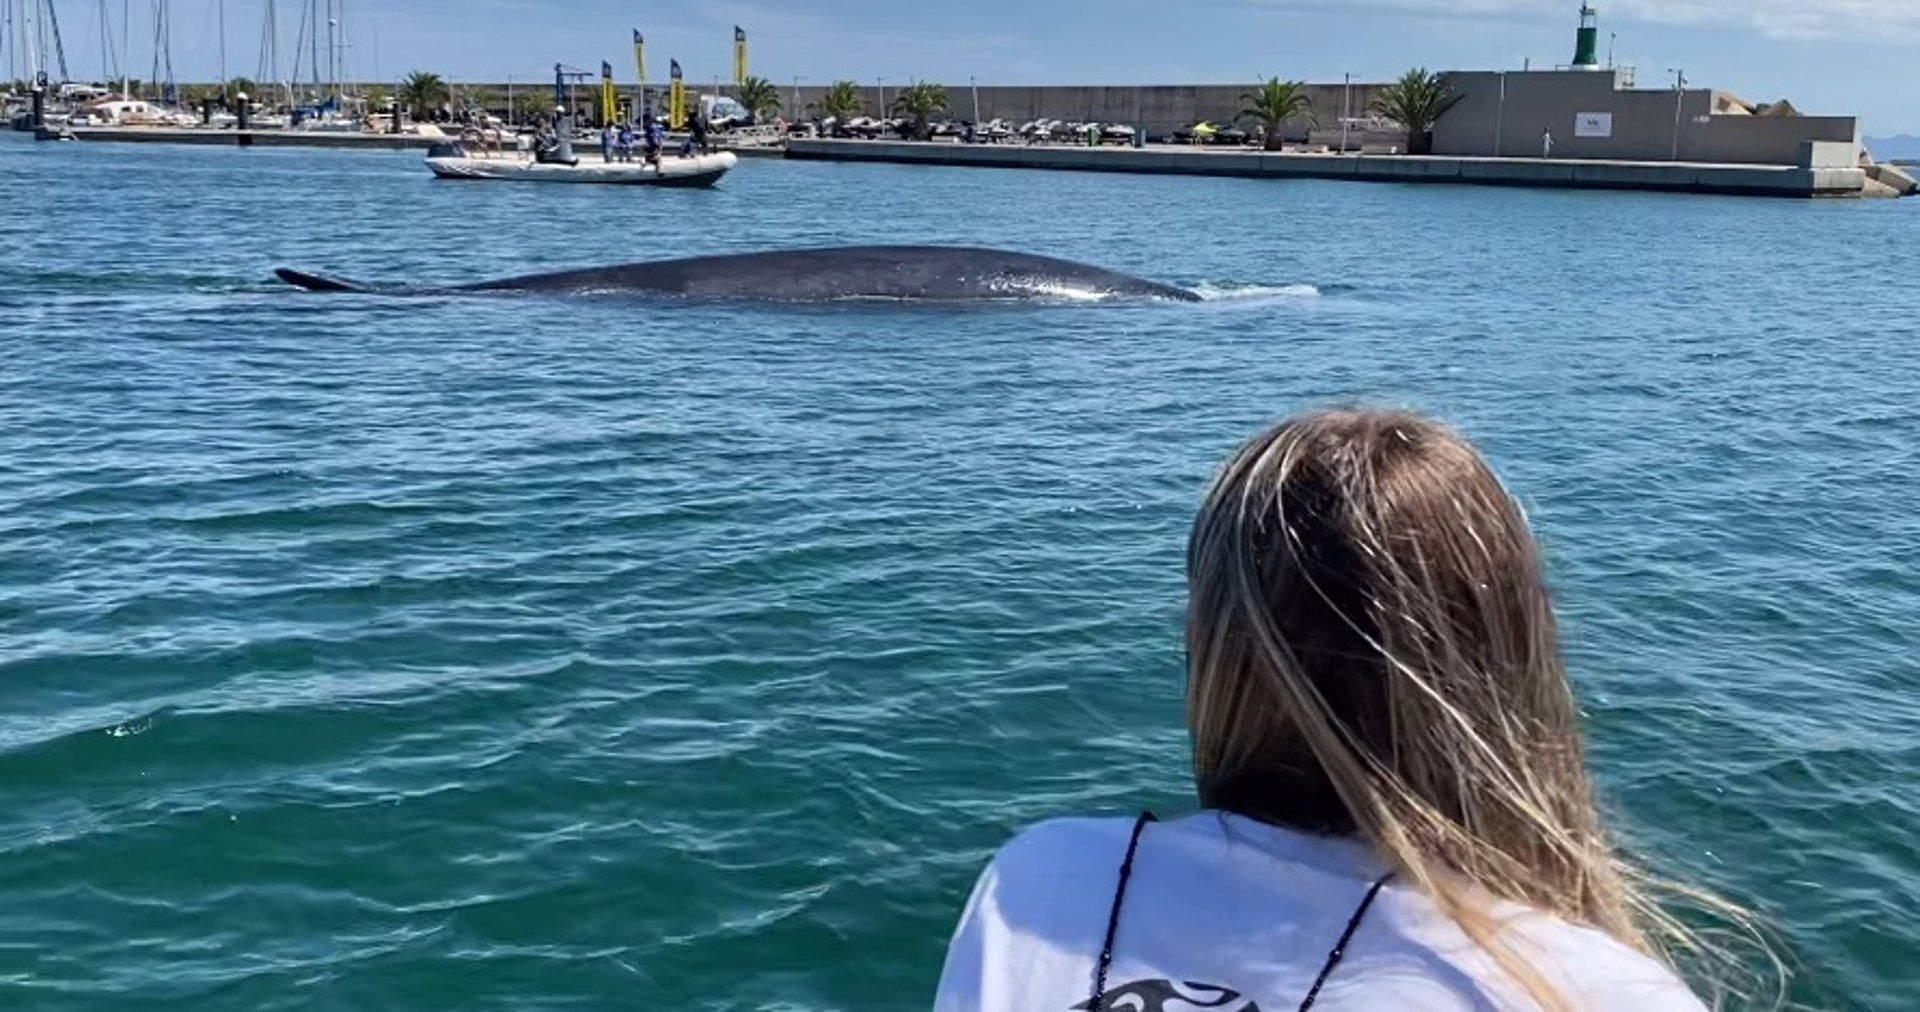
[425,151,738,187]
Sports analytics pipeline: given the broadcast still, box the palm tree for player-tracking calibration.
[398,70,450,123]
[735,75,781,123]
[224,77,258,105]
[1369,68,1459,155]
[819,79,864,123]
[463,86,503,119]
[891,80,949,140]
[512,90,550,125]
[1240,77,1315,151]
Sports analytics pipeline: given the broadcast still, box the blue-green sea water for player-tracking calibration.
[1,136,1914,1010]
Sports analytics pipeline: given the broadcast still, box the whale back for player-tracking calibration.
[279,245,1200,302]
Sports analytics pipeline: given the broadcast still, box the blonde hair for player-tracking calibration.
[1185,410,1770,1009]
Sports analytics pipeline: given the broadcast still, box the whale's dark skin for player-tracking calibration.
[275,245,1201,302]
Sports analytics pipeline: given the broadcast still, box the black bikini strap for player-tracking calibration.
[1090,811,1158,1011]
[1298,873,1394,1011]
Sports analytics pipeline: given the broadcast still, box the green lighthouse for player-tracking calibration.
[1572,4,1601,68]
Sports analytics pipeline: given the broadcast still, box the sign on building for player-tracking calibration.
[1574,112,1614,138]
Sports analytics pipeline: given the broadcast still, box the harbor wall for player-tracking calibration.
[772,83,1389,141]
[58,73,1862,168]
[783,138,1870,198]
[1435,70,1859,165]
[439,81,1385,139]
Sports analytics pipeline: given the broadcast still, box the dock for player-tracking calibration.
[39,125,443,149]
[785,139,1872,199]
[37,124,787,158]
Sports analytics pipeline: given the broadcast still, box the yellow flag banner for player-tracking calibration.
[600,62,616,126]
[669,59,686,129]
[632,30,645,85]
[733,26,747,86]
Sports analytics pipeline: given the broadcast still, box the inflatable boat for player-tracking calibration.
[425,147,738,188]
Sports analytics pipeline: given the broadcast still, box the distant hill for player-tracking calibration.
[1865,135,1920,162]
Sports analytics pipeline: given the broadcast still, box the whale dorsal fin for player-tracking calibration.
[275,268,371,293]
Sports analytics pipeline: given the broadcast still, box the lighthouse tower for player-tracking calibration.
[1571,4,1601,68]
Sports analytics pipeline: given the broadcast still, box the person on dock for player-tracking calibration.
[601,122,616,163]
[617,121,636,163]
[937,410,1749,1012]
[1543,127,1555,159]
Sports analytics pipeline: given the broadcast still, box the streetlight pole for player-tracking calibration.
[1341,72,1350,154]
[970,74,979,122]
[1668,67,1685,161]
[1494,71,1506,158]
[1608,32,1616,68]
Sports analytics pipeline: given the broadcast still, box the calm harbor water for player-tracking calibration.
[1,136,1915,1010]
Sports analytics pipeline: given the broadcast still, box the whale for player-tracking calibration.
[275,245,1201,303]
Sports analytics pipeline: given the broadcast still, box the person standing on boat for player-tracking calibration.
[1543,127,1555,158]
[617,121,636,163]
[937,411,1754,1012]
[645,117,667,166]
[601,122,617,163]
[687,109,709,156]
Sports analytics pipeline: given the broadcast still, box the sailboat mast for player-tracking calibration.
[25,0,37,82]
[337,0,348,100]
[38,0,68,83]
[287,0,306,103]
[216,0,224,88]
[161,0,174,103]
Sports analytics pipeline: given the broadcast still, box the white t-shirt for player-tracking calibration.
[936,812,1706,1012]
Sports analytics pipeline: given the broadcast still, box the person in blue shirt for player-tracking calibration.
[616,121,636,163]
[645,118,667,166]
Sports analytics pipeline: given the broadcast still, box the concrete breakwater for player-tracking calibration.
[785,138,1877,198]
[39,126,444,150]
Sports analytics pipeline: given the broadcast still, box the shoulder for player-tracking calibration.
[1502,912,1709,1010]
[993,815,1141,866]
[975,816,1144,904]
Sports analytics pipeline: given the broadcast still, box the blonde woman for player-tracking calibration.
[937,411,1730,1011]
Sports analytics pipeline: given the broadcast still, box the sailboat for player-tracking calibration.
[7,0,75,130]
[286,0,362,131]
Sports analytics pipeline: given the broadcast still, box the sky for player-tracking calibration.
[18,0,1920,135]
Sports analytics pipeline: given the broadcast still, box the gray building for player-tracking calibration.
[1433,69,1859,165]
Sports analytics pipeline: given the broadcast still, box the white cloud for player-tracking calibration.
[1617,0,1920,39]
[1262,0,1920,40]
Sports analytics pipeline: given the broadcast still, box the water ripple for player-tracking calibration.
[0,136,1914,1010]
